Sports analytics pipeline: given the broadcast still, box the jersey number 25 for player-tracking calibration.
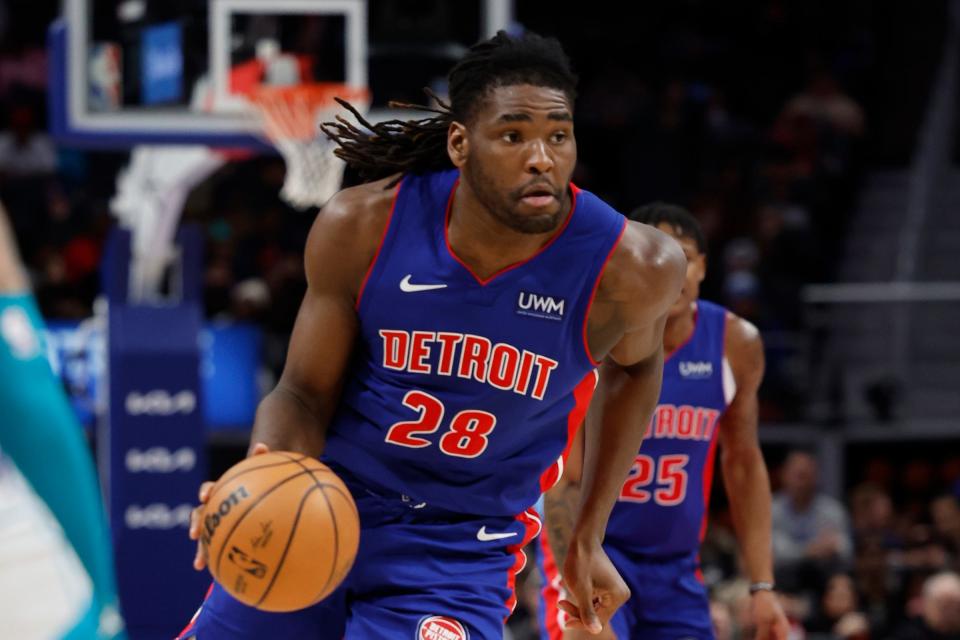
[618,454,689,506]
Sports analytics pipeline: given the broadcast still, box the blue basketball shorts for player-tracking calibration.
[538,539,714,640]
[177,464,541,640]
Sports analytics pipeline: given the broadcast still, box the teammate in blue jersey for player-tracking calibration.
[0,202,125,639]
[182,31,686,639]
[539,204,790,640]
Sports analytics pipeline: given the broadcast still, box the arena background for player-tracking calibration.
[2,0,959,638]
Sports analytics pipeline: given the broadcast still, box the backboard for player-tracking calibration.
[50,0,515,148]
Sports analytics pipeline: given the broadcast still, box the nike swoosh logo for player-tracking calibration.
[477,526,518,542]
[399,274,447,293]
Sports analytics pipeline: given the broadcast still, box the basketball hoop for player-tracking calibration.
[246,83,370,209]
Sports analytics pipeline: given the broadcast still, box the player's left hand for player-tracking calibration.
[557,536,629,635]
[751,590,790,640]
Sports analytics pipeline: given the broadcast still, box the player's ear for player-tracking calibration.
[695,253,707,283]
[447,121,469,168]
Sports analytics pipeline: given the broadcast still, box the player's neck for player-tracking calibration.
[663,302,697,356]
[447,181,572,280]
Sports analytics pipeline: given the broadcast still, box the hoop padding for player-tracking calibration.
[248,83,369,209]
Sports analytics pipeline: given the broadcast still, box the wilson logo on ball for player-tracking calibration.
[201,486,250,546]
[417,615,468,640]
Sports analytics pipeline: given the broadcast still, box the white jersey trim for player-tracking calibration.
[722,356,736,406]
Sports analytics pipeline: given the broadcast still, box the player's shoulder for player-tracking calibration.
[306,177,399,257]
[601,220,686,305]
[722,308,764,373]
[312,175,400,239]
[304,176,401,289]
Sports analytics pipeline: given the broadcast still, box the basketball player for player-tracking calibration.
[182,32,686,639]
[0,202,125,639]
[538,204,790,640]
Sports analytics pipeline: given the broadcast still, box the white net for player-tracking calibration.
[247,83,370,210]
[111,145,226,302]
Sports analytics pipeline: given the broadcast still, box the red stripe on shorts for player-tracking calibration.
[538,526,567,640]
[503,507,542,620]
[175,582,214,640]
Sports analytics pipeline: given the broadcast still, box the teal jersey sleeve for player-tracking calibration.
[0,294,125,639]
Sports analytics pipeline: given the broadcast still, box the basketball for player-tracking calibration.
[199,452,360,612]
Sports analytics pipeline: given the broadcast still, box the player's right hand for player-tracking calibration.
[558,536,629,635]
[189,442,271,571]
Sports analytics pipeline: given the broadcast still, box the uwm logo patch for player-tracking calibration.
[516,291,566,321]
[417,615,469,640]
[678,360,713,378]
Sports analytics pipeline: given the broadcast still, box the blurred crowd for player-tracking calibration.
[0,1,956,639]
[706,450,960,640]
[0,1,900,420]
[506,448,960,640]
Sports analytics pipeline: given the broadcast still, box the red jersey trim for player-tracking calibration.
[444,181,581,286]
[664,306,700,364]
[581,219,628,367]
[354,181,402,311]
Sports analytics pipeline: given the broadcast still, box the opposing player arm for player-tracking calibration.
[560,222,685,632]
[0,202,124,634]
[0,201,27,291]
[249,179,396,456]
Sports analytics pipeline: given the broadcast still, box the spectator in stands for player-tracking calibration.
[900,525,950,577]
[710,600,735,640]
[773,451,854,590]
[851,483,902,551]
[779,69,865,139]
[931,495,960,563]
[722,237,762,322]
[807,573,869,638]
[887,572,960,640]
[854,534,901,637]
[229,278,270,323]
[0,104,56,178]
[713,578,757,639]
[834,612,872,640]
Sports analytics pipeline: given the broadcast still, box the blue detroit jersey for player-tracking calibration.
[323,169,625,517]
[603,300,733,556]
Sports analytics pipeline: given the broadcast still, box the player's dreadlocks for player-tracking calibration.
[630,202,707,254]
[321,30,578,184]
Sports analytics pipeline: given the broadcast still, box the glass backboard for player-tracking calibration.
[50,0,514,148]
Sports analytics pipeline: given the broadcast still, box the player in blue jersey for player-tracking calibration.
[182,31,686,639]
[0,202,125,639]
[539,204,790,640]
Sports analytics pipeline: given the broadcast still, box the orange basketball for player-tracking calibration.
[199,452,360,612]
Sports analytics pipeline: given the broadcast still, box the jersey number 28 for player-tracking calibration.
[384,390,496,458]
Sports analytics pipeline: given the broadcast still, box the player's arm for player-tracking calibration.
[543,426,584,572]
[0,203,125,638]
[248,178,396,455]
[718,314,789,640]
[561,222,685,634]
[546,430,624,640]
[191,178,396,568]
[0,201,26,290]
